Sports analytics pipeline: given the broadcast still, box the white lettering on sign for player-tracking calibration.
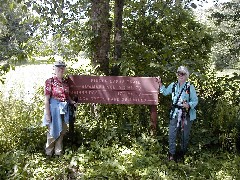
[109,79,125,84]
[90,79,108,83]
[126,80,141,84]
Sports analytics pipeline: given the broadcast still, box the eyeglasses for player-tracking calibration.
[177,72,186,77]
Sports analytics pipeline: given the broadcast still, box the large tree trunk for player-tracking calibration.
[91,0,111,75]
[111,0,124,76]
[114,0,124,61]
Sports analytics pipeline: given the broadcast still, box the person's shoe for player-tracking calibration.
[55,149,63,156]
[178,150,185,162]
[46,151,53,156]
[169,156,174,161]
[46,153,53,159]
[55,152,62,156]
[168,153,175,161]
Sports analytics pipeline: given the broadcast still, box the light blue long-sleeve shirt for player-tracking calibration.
[160,81,198,121]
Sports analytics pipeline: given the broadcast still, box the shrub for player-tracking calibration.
[191,71,239,152]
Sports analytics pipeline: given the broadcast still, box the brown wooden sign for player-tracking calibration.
[68,75,159,130]
[68,75,159,105]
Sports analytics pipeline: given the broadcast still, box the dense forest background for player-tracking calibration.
[0,0,239,179]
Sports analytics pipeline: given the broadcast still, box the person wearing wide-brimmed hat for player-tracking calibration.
[42,61,77,156]
[157,66,198,161]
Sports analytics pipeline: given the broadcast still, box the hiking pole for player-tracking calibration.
[181,108,186,162]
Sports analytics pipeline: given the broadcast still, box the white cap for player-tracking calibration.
[54,61,66,67]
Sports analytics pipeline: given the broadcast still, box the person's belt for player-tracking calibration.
[52,97,67,102]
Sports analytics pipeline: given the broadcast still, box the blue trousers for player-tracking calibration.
[169,115,192,155]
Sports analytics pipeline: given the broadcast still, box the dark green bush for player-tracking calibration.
[191,71,239,152]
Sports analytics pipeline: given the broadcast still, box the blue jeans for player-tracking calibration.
[169,115,192,155]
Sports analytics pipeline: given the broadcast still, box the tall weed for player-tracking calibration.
[0,90,45,153]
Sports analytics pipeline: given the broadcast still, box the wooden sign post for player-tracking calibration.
[68,75,159,130]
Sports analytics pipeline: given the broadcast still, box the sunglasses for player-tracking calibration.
[177,72,186,76]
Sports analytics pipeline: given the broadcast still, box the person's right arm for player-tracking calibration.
[156,77,174,96]
[45,94,51,123]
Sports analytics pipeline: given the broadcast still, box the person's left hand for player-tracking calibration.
[156,76,162,88]
[72,101,78,108]
[182,101,190,109]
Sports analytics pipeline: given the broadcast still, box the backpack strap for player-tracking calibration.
[170,82,187,119]
[172,81,187,106]
[172,81,177,97]
[172,81,191,101]
[185,82,190,100]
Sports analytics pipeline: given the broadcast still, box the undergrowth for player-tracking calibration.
[0,71,239,179]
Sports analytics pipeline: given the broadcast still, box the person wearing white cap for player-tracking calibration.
[42,61,77,156]
[156,66,198,162]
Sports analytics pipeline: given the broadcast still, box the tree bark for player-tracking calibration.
[91,0,111,75]
[111,0,124,76]
[114,0,124,60]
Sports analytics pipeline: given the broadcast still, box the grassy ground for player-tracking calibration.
[0,63,53,102]
[0,57,91,103]
[216,68,240,77]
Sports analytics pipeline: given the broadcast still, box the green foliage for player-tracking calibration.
[0,91,45,153]
[30,0,89,58]
[29,0,213,76]
[70,103,152,149]
[121,1,213,76]
[0,0,239,178]
[209,1,240,70]
[0,0,39,65]
[190,70,239,151]
[0,63,11,83]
